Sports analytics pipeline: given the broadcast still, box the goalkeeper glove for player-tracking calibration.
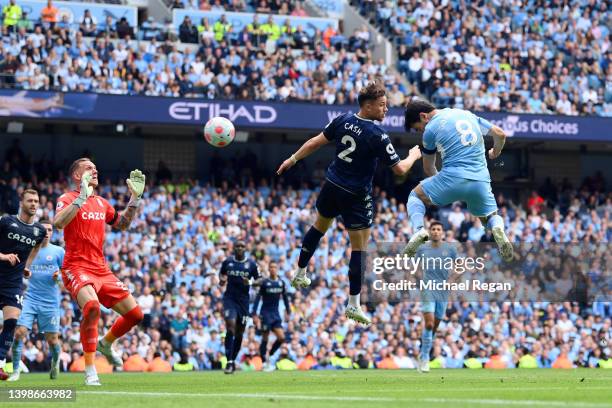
[126,169,145,206]
[73,171,93,208]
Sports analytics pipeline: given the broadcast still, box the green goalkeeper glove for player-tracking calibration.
[73,171,93,208]
[126,169,146,200]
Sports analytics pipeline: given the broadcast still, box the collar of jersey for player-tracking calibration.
[354,113,374,123]
[16,214,35,226]
[232,256,248,263]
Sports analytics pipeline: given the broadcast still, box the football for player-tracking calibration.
[204,116,235,147]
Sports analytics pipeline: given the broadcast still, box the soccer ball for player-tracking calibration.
[204,116,235,147]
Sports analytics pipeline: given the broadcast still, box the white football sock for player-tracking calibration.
[349,294,360,307]
[85,365,97,377]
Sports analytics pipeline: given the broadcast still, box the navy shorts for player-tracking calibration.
[223,297,249,325]
[0,285,24,310]
[261,313,282,331]
[316,181,374,230]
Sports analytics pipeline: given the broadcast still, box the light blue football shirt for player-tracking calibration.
[422,108,494,182]
[416,242,458,283]
[24,244,64,308]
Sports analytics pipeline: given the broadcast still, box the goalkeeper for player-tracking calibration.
[53,158,146,386]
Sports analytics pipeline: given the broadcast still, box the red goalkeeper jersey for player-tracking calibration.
[56,191,118,269]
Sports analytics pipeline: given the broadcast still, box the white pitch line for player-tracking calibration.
[79,391,612,407]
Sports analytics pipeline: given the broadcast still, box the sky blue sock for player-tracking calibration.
[408,191,425,231]
[487,214,504,230]
[420,329,433,361]
[51,343,61,366]
[12,339,23,372]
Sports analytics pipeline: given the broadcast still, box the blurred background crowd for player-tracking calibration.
[1,144,610,372]
[0,0,610,114]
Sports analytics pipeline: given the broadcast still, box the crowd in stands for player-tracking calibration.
[353,0,611,116]
[0,0,407,103]
[0,144,610,373]
[168,0,309,16]
[3,0,610,115]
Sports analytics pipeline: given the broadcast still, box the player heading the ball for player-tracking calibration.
[403,100,513,262]
[277,80,422,325]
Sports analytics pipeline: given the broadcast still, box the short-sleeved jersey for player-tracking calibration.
[56,192,117,269]
[323,113,400,195]
[422,108,493,182]
[220,256,260,302]
[416,242,458,283]
[252,278,289,316]
[0,215,46,287]
[24,243,64,307]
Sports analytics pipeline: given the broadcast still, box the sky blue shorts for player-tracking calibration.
[421,301,448,320]
[421,172,498,217]
[17,300,60,333]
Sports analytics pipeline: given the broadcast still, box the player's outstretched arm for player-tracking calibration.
[114,169,145,231]
[276,133,329,175]
[391,145,422,176]
[487,125,507,160]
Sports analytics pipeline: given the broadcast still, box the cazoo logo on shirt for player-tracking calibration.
[7,232,37,246]
[81,212,106,221]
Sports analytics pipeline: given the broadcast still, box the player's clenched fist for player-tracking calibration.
[0,253,20,266]
[126,169,146,198]
[408,145,422,160]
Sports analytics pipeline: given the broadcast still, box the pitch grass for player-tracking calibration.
[2,369,611,408]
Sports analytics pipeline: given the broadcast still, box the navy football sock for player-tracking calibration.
[224,331,235,361]
[348,251,365,296]
[297,227,325,268]
[0,318,17,360]
[269,339,283,357]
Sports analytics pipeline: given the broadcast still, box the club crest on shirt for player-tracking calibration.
[46,255,53,261]
[33,228,39,237]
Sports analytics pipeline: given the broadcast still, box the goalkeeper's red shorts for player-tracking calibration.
[61,265,130,308]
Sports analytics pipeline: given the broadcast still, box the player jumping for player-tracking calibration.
[0,190,46,380]
[9,219,65,381]
[53,158,146,386]
[415,221,457,373]
[403,100,513,261]
[251,261,290,371]
[277,81,422,325]
[219,240,261,374]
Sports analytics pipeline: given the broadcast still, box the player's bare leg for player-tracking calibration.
[46,333,61,380]
[98,295,143,370]
[404,185,431,257]
[344,228,371,325]
[0,306,21,381]
[292,213,333,289]
[480,214,513,262]
[7,324,27,381]
[76,285,102,386]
